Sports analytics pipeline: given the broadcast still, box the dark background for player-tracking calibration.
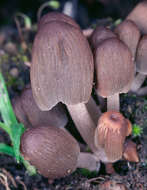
[0,0,141,28]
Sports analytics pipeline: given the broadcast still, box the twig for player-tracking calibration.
[16,176,27,190]
[0,172,11,190]
[2,168,17,188]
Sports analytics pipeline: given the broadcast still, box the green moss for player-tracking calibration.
[77,168,98,178]
[132,124,143,137]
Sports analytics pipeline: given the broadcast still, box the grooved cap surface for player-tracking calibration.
[21,126,80,179]
[90,26,116,50]
[136,35,147,74]
[31,21,93,110]
[95,38,134,97]
[115,20,140,58]
[127,1,147,34]
[38,12,80,30]
[94,111,130,162]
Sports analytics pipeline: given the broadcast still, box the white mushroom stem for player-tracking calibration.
[67,103,98,153]
[77,152,100,171]
[107,94,120,111]
[135,86,147,96]
[130,73,146,92]
[85,97,102,125]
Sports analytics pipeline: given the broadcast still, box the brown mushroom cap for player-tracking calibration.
[95,38,134,98]
[38,12,80,30]
[115,20,140,58]
[90,26,117,50]
[12,96,30,128]
[123,140,139,162]
[21,126,80,179]
[12,85,68,128]
[136,35,147,75]
[127,1,147,34]
[31,21,93,110]
[94,111,131,162]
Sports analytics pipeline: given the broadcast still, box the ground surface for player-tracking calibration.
[0,1,147,189]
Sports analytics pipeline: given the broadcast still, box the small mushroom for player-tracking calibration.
[20,126,80,179]
[89,26,117,111]
[123,140,139,162]
[94,111,132,163]
[31,13,98,152]
[21,126,100,179]
[90,26,117,50]
[94,38,134,111]
[12,85,68,129]
[127,1,147,34]
[131,35,147,92]
[115,20,140,59]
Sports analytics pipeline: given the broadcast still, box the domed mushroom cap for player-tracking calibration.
[31,21,93,110]
[38,12,80,30]
[95,38,134,97]
[12,85,68,128]
[115,20,140,58]
[127,1,147,34]
[21,126,80,179]
[90,26,116,50]
[136,35,147,75]
[94,111,131,162]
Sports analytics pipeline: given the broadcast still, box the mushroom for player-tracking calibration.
[94,111,132,163]
[90,26,117,51]
[94,38,134,111]
[20,126,100,179]
[89,26,117,111]
[37,12,80,31]
[31,13,98,152]
[123,139,139,162]
[115,20,140,59]
[12,85,68,129]
[130,35,147,92]
[127,1,147,34]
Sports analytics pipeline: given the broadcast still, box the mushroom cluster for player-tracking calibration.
[17,9,143,180]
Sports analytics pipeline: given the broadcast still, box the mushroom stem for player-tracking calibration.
[107,94,119,111]
[77,152,100,171]
[130,73,146,92]
[85,97,102,125]
[67,103,98,153]
[135,86,147,96]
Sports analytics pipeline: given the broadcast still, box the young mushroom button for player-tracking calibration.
[20,126,100,180]
[94,111,132,163]
[95,38,134,111]
[123,140,139,162]
[31,15,97,153]
[20,126,80,179]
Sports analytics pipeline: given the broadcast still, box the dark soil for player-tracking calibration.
[0,1,147,190]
